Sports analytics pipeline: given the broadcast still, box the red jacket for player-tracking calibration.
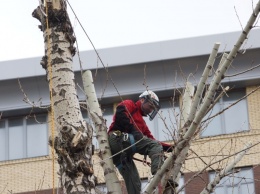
[108,99,171,149]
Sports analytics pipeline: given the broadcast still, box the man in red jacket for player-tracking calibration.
[108,90,174,193]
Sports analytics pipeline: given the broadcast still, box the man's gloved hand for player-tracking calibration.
[131,128,143,141]
[162,144,174,153]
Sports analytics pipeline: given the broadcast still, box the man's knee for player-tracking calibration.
[149,140,163,154]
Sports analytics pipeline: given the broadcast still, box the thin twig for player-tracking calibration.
[205,86,230,116]
[225,63,260,77]
[177,140,260,193]
[18,79,50,110]
[202,85,260,123]
[0,183,8,194]
[234,6,244,31]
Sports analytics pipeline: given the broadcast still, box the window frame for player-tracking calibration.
[0,114,49,162]
[144,97,180,142]
[201,89,249,137]
[209,167,255,194]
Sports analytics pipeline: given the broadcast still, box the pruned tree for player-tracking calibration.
[144,1,260,193]
[32,0,260,194]
[32,1,121,193]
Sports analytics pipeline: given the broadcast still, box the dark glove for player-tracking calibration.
[163,144,174,153]
[130,127,143,141]
[131,128,143,141]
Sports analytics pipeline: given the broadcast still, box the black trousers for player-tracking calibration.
[108,131,164,194]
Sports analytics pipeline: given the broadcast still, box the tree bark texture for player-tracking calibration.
[33,1,96,193]
[83,70,123,194]
[145,0,260,192]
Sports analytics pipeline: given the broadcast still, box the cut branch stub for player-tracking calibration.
[60,125,76,140]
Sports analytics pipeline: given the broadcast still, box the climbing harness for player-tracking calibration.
[123,133,128,141]
[111,130,138,171]
[112,130,136,153]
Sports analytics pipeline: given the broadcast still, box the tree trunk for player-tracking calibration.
[82,70,122,193]
[33,1,95,193]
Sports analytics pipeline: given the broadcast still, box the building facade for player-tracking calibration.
[0,29,260,194]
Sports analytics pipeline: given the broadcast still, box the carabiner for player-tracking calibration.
[123,133,129,141]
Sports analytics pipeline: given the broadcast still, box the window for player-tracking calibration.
[141,176,185,193]
[157,100,180,141]
[201,90,249,137]
[144,99,180,142]
[209,167,255,194]
[178,175,185,194]
[0,115,48,161]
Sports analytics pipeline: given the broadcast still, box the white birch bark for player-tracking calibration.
[184,43,220,131]
[32,1,260,193]
[200,143,252,194]
[184,0,260,140]
[145,1,260,192]
[171,1,260,185]
[145,82,194,194]
[33,1,95,193]
[144,44,219,194]
[82,70,122,194]
[162,82,195,194]
[177,0,260,181]
[179,82,195,135]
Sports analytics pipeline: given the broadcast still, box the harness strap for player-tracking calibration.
[112,130,136,153]
[115,133,136,171]
[128,133,136,152]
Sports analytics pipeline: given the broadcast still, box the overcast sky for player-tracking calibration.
[0,0,258,62]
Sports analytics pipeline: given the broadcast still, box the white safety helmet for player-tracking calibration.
[139,90,160,121]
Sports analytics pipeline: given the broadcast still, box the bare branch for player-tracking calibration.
[0,183,8,194]
[185,43,220,127]
[205,86,230,116]
[202,85,260,123]
[225,63,260,78]
[234,6,244,31]
[18,79,50,110]
[179,82,195,135]
[177,140,260,193]
[82,70,122,193]
[184,1,260,140]
[200,143,252,194]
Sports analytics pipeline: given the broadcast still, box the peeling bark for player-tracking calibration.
[32,1,260,194]
[82,70,123,194]
[33,1,96,193]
